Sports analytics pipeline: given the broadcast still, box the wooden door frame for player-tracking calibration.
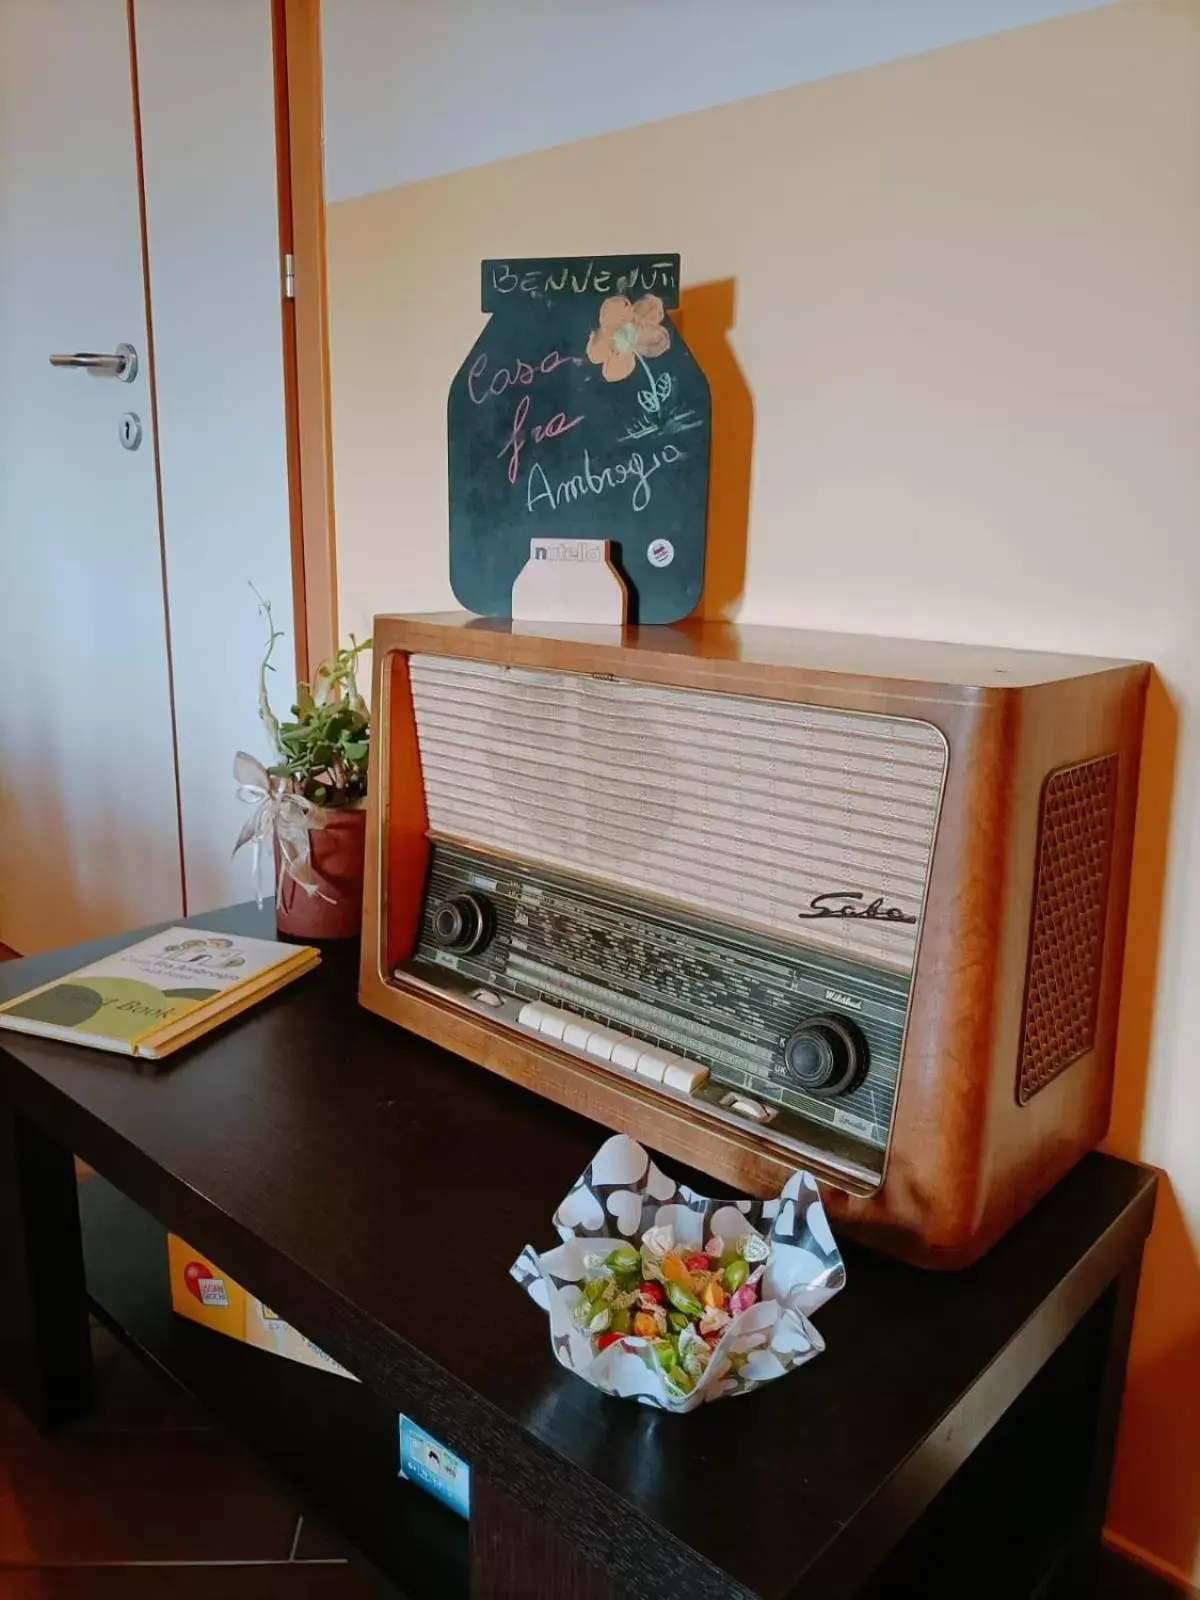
[272,0,337,682]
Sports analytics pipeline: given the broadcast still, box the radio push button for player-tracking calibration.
[610,1040,644,1071]
[563,1022,593,1050]
[664,1060,709,1093]
[516,1002,577,1040]
[583,1029,623,1061]
[633,1049,709,1092]
[533,1007,575,1041]
[633,1050,671,1083]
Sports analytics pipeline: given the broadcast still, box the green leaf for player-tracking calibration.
[251,621,371,800]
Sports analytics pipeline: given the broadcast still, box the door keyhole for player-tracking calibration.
[119,412,143,451]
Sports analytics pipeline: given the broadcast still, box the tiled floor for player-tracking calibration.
[0,1322,380,1598]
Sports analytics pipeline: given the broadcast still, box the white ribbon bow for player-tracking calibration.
[232,752,333,909]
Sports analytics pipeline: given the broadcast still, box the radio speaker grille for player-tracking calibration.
[1017,755,1119,1104]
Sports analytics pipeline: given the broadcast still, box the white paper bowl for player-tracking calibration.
[511,1134,846,1413]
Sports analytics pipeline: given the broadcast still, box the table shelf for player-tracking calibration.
[79,1173,468,1600]
[0,905,1155,1599]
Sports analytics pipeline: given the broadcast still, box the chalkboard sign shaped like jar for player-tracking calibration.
[447,255,711,624]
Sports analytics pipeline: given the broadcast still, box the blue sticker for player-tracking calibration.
[398,1415,470,1519]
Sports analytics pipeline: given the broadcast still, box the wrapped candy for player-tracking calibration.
[510,1134,845,1413]
[729,1281,759,1316]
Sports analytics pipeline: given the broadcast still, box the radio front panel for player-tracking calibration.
[398,841,916,1187]
[396,655,950,1191]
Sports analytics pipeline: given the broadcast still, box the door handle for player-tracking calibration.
[48,342,138,382]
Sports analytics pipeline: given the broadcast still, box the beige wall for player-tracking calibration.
[320,0,1118,199]
[326,0,1200,1580]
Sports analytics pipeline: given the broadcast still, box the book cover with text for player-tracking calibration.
[0,928,316,1056]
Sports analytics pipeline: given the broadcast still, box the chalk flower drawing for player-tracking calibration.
[586,294,670,382]
[587,293,674,434]
[586,293,701,443]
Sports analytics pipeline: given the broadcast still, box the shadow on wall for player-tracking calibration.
[675,280,754,620]
[1102,671,1200,1583]
[1108,673,1179,1158]
[1108,1181,1200,1585]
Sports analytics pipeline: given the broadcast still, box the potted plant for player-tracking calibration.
[235,598,372,940]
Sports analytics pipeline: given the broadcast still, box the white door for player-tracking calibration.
[0,0,295,952]
[0,0,184,953]
[135,0,296,917]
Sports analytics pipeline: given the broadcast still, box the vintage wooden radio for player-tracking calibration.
[360,614,1147,1267]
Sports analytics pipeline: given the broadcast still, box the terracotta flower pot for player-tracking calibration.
[274,803,366,941]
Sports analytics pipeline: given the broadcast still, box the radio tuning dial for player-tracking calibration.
[430,893,494,955]
[782,1014,868,1099]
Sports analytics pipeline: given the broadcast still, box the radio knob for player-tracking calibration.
[430,893,493,955]
[782,1014,867,1099]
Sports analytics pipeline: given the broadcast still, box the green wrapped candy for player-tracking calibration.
[570,1296,592,1328]
[723,1257,750,1293]
[653,1340,678,1372]
[605,1246,641,1276]
[584,1276,611,1305]
[665,1280,702,1318]
[610,1307,632,1335]
[668,1311,689,1332]
[667,1367,694,1394]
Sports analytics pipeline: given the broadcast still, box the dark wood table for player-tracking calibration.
[0,905,1155,1599]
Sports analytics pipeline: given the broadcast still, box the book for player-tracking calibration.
[0,927,319,1060]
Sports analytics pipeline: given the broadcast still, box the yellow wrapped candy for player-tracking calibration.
[660,1254,693,1290]
[702,1279,727,1311]
[633,1311,661,1339]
